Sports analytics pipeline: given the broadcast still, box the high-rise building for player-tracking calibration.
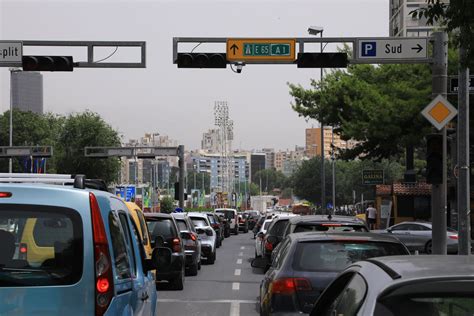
[11,71,43,114]
[250,153,266,182]
[261,148,276,170]
[201,129,221,153]
[275,151,288,172]
[305,127,356,159]
[389,0,448,37]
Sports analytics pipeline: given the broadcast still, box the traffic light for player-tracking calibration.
[174,182,187,201]
[426,134,443,184]
[297,53,348,68]
[22,56,74,71]
[177,53,227,68]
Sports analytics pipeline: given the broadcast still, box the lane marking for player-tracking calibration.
[238,252,243,256]
[232,282,240,290]
[157,298,256,304]
[230,301,240,316]
[240,246,245,250]
[236,258,243,264]
[234,269,241,276]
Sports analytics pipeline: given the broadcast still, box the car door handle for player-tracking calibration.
[141,292,149,301]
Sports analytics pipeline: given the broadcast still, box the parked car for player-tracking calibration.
[238,213,249,233]
[311,255,474,316]
[262,214,299,265]
[145,213,186,290]
[253,232,410,315]
[246,210,260,230]
[254,219,273,258]
[171,212,201,276]
[188,212,217,264]
[375,221,458,254]
[205,212,224,247]
[215,208,239,235]
[125,202,153,258]
[0,174,168,316]
[253,215,267,238]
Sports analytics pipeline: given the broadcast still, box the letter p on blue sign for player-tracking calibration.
[361,42,376,57]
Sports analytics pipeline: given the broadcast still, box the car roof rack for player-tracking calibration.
[0,173,108,191]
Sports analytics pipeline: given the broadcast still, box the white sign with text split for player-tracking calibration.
[0,42,22,63]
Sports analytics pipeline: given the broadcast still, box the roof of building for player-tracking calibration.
[376,182,432,196]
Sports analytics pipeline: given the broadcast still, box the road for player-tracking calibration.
[157,231,264,316]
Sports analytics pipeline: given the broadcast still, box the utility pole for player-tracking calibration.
[178,145,185,208]
[431,32,448,255]
[331,127,336,214]
[320,29,326,215]
[457,30,470,255]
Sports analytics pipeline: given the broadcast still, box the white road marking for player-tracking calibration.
[238,252,243,256]
[230,301,240,316]
[157,298,256,304]
[240,246,245,250]
[234,269,241,276]
[232,282,240,290]
[236,258,243,264]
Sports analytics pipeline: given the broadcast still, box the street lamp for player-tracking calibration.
[308,26,326,214]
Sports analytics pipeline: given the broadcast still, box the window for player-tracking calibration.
[147,218,178,239]
[176,219,188,231]
[118,213,136,277]
[376,296,474,316]
[331,274,368,316]
[191,218,208,228]
[391,224,410,231]
[134,210,149,246]
[108,213,131,280]
[0,205,83,287]
[268,219,289,237]
[273,238,291,269]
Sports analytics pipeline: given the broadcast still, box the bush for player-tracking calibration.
[160,196,175,214]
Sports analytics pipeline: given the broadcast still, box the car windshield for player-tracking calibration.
[375,296,474,316]
[146,218,177,239]
[0,206,83,287]
[191,217,208,227]
[293,241,408,272]
[215,210,234,220]
[294,223,368,233]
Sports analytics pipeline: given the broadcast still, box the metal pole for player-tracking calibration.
[457,41,470,255]
[178,145,185,208]
[332,127,336,214]
[320,30,326,215]
[431,32,448,255]
[9,70,15,173]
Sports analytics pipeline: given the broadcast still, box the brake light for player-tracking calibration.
[449,235,459,240]
[18,243,27,260]
[90,193,114,316]
[0,192,12,198]
[172,238,182,253]
[271,278,311,295]
[322,223,342,227]
[265,240,273,251]
[190,233,197,241]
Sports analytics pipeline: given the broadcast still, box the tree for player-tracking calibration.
[280,187,293,199]
[290,157,333,205]
[248,182,260,196]
[55,111,121,184]
[160,196,175,213]
[186,170,211,193]
[252,169,288,193]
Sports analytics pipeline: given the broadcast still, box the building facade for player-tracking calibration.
[262,148,276,170]
[250,153,266,182]
[11,71,43,114]
[201,129,221,153]
[305,127,356,159]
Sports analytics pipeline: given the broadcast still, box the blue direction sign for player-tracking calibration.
[357,38,428,63]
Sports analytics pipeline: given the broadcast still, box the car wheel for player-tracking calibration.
[207,251,216,264]
[425,240,433,254]
[188,263,198,276]
[171,268,185,290]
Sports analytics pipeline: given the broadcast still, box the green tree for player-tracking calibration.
[280,187,293,199]
[249,182,260,196]
[252,169,288,193]
[290,157,333,204]
[160,196,175,213]
[186,170,211,193]
[55,111,121,184]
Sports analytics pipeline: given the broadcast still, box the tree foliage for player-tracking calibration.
[160,196,175,214]
[186,170,211,193]
[252,169,288,192]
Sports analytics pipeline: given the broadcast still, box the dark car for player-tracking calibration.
[262,215,297,265]
[171,212,201,276]
[145,213,186,290]
[238,213,249,233]
[206,212,224,247]
[253,232,410,315]
[246,210,260,230]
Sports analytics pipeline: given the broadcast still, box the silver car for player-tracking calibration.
[311,255,474,316]
[375,221,458,254]
[188,212,217,264]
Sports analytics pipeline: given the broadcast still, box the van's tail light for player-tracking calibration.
[19,243,27,260]
[264,238,273,251]
[270,278,312,295]
[90,193,114,316]
[172,238,182,253]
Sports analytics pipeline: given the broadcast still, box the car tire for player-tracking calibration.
[171,268,185,290]
[207,251,216,264]
[425,240,433,254]
[188,263,198,276]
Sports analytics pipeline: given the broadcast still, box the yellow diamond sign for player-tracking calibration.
[421,95,457,130]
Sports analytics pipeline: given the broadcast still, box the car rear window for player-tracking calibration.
[293,241,408,272]
[207,215,216,224]
[0,204,83,287]
[294,223,368,233]
[376,296,474,316]
[263,221,272,230]
[191,217,208,227]
[146,218,177,239]
[215,210,235,220]
[268,219,289,237]
[176,219,188,231]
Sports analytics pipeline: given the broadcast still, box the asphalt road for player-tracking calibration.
[156,230,264,316]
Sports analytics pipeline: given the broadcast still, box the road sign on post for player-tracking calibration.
[450,76,474,93]
[421,95,458,130]
[0,42,22,65]
[356,38,428,63]
[226,38,296,62]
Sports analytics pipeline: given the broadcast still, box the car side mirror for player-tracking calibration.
[145,246,172,272]
[251,257,268,269]
[206,228,213,236]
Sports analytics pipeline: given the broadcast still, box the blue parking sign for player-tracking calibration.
[361,41,376,57]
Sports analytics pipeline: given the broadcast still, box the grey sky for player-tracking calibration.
[0,0,388,151]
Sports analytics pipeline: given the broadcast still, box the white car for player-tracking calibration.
[215,208,239,235]
[254,219,273,258]
[188,212,217,264]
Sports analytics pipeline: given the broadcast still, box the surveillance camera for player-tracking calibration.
[235,62,245,74]
[307,26,324,36]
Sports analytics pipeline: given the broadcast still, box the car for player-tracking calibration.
[125,202,153,258]
[171,212,202,276]
[188,212,217,264]
[145,213,186,290]
[254,218,273,258]
[0,174,168,316]
[215,208,239,235]
[216,212,231,238]
[374,221,459,254]
[205,212,224,247]
[253,232,410,315]
[246,210,260,230]
[310,255,474,316]
[238,213,249,233]
[261,214,299,265]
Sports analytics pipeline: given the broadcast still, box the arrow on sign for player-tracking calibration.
[411,43,423,53]
[230,44,239,55]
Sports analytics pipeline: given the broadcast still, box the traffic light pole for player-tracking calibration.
[178,145,185,208]
[431,32,448,255]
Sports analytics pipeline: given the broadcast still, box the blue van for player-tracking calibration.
[0,174,169,316]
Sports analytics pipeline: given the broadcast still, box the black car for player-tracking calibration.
[145,213,185,290]
[206,212,224,247]
[253,232,410,315]
[171,212,202,276]
[262,215,295,265]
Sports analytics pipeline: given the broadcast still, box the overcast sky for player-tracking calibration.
[0,0,389,151]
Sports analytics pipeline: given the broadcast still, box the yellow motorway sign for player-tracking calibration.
[226,38,296,62]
